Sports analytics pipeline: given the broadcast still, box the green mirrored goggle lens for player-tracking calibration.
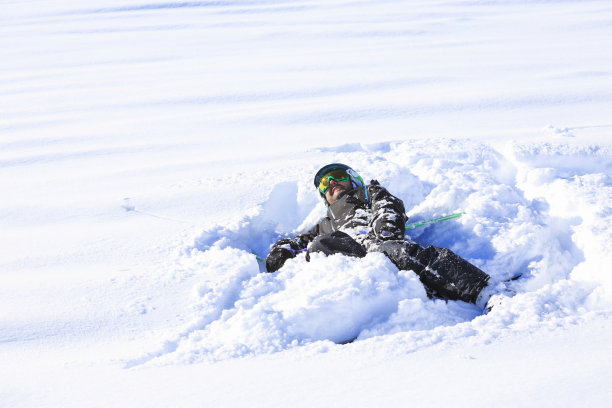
[319,170,350,194]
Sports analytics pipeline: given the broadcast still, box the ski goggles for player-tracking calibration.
[318,169,351,194]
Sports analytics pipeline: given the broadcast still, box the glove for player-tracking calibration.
[266,235,308,272]
[373,218,404,240]
[273,238,303,251]
[265,247,295,272]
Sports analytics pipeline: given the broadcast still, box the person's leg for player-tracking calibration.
[306,231,367,259]
[372,240,489,304]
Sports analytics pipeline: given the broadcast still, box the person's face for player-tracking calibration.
[325,178,352,205]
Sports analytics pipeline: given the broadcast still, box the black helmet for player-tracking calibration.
[313,163,365,200]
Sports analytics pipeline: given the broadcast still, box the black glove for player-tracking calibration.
[265,236,311,272]
[373,218,404,240]
[265,247,295,272]
[273,238,303,251]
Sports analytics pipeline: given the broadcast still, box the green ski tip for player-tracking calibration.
[405,211,466,230]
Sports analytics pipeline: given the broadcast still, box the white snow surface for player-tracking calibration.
[1,0,612,406]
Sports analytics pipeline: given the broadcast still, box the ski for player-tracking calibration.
[405,211,465,230]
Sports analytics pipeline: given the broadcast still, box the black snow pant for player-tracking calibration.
[307,231,489,304]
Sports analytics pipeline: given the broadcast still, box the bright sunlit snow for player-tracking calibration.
[1,1,611,407]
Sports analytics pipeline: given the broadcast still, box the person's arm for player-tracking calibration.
[265,224,320,272]
[367,181,408,240]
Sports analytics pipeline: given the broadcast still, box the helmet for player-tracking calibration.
[313,163,365,201]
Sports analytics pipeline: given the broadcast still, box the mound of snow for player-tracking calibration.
[128,138,611,366]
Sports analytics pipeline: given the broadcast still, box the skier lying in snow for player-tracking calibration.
[266,163,494,309]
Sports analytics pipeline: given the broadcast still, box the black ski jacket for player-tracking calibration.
[290,180,408,249]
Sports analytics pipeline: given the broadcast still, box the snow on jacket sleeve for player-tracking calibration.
[367,180,408,240]
[266,225,320,272]
[294,224,320,248]
[270,223,320,252]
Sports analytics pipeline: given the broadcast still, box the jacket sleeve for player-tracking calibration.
[367,180,408,240]
[270,222,320,252]
[293,223,320,249]
[265,223,321,272]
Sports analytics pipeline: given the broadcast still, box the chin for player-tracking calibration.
[331,191,344,201]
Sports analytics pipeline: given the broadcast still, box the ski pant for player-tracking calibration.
[306,231,489,304]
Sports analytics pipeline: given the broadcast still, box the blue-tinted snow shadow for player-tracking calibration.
[311,141,398,154]
[411,211,586,291]
[193,181,312,259]
[512,142,612,179]
[58,1,313,16]
[409,220,497,261]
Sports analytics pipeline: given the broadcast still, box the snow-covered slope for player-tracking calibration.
[1,1,611,406]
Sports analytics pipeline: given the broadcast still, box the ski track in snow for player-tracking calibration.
[127,138,612,366]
